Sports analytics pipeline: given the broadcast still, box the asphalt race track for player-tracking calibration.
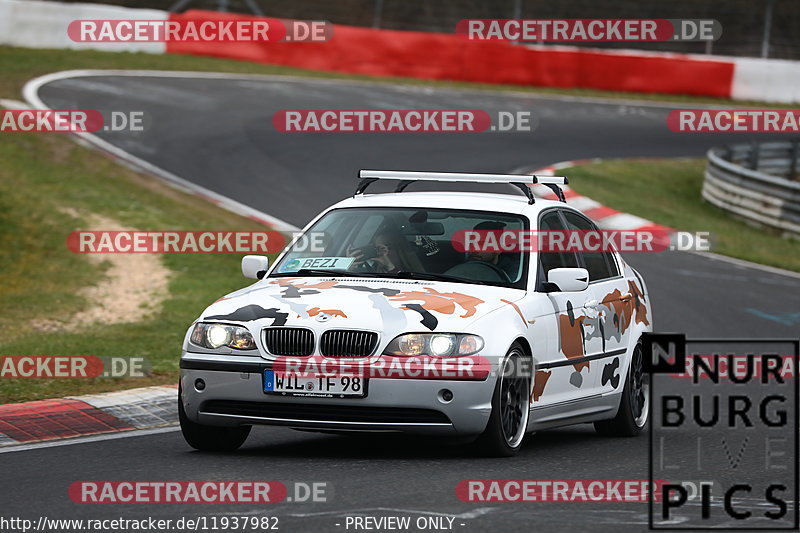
[2,73,798,532]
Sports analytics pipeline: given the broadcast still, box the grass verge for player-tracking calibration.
[0,130,276,403]
[566,158,800,272]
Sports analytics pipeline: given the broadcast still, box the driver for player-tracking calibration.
[349,228,408,274]
[348,231,400,274]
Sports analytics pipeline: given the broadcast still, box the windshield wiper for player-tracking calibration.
[392,271,487,285]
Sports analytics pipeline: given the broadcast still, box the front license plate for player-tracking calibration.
[263,370,367,398]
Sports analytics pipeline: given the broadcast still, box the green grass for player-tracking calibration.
[0,131,278,403]
[0,45,787,107]
[565,158,800,272]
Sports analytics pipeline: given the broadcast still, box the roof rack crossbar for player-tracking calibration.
[355,170,568,204]
[536,175,570,186]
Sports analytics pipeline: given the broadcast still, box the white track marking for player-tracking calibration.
[0,98,28,110]
[23,70,299,232]
[688,250,800,280]
[0,426,179,454]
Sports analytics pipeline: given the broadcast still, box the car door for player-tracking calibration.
[532,209,595,406]
[561,210,632,397]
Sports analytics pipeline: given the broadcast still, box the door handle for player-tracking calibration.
[619,292,633,302]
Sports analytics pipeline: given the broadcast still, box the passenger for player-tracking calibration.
[469,221,518,281]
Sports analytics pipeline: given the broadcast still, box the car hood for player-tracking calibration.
[198,276,525,335]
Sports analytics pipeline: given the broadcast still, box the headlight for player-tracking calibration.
[429,335,455,356]
[383,333,483,357]
[190,323,256,350]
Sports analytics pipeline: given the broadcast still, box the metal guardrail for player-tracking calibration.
[704,141,800,237]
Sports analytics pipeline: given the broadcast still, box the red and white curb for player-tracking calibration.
[528,158,675,238]
[0,385,177,447]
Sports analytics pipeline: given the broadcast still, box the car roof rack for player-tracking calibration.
[355,170,568,204]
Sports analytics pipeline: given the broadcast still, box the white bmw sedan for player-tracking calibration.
[179,171,652,456]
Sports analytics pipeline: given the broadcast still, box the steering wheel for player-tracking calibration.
[447,260,511,283]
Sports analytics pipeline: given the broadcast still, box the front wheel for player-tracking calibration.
[594,342,649,437]
[476,344,531,457]
[179,394,251,452]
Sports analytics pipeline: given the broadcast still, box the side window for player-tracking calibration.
[602,237,620,278]
[538,211,579,278]
[561,211,618,281]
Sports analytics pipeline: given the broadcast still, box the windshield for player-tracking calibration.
[270,207,528,288]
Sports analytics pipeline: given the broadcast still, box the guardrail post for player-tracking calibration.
[748,140,760,170]
[723,146,732,162]
[761,0,775,58]
[512,0,523,19]
[372,0,383,29]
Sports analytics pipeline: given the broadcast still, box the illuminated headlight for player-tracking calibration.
[429,335,455,356]
[384,334,483,357]
[190,323,256,350]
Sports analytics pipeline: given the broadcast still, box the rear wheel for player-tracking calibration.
[594,342,649,437]
[476,344,531,457]
[179,392,251,451]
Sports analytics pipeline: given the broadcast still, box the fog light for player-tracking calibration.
[439,388,454,403]
[194,378,206,391]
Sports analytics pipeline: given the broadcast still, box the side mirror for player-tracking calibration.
[242,255,269,279]
[545,267,589,292]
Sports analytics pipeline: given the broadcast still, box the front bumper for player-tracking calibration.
[180,353,496,435]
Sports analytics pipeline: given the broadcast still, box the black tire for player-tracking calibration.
[594,342,649,437]
[179,394,251,452]
[476,343,531,457]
